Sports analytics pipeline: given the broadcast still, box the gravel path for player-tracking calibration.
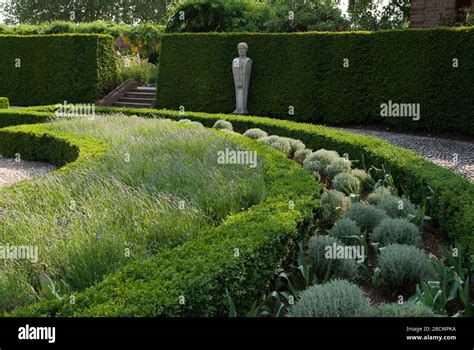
[0,156,57,189]
[333,128,474,182]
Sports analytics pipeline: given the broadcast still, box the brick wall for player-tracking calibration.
[410,0,457,27]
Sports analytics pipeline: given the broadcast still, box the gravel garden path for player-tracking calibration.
[0,156,57,189]
[332,128,474,182]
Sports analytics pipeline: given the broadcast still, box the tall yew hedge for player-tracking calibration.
[0,34,117,106]
[156,28,474,134]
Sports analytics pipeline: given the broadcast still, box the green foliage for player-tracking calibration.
[283,137,306,158]
[3,1,169,25]
[288,279,373,317]
[303,149,341,178]
[213,119,233,131]
[0,97,9,109]
[259,135,292,156]
[0,34,117,106]
[367,186,394,205]
[329,218,362,244]
[327,158,352,179]
[332,172,361,196]
[370,218,421,246]
[156,29,474,135]
[117,56,156,86]
[308,235,360,283]
[376,195,417,218]
[351,169,371,190]
[348,0,409,31]
[265,0,350,32]
[23,106,474,255]
[0,110,52,128]
[165,0,270,33]
[321,189,351,225]
[377,244,436,289]
[243,128,268,140]
[293,148,313,165]
[347,204,388,233]
[377,302,438,317]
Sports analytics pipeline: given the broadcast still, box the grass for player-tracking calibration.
[0,115,267,312]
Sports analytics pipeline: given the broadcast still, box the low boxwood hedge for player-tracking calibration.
[3,120,321,316]
[74,106,472,255]
[0,110,52,128]
[0,97,9,109]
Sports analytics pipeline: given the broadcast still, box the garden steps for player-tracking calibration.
[97,79,156,108]
[113,86,156,108]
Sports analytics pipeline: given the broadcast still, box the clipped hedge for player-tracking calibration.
[6,122,321,316]
[0,97,9,109]
[50,105,471,254]
[156,29,474,134]
[0,110,52,128]
[0,34,117,106]
[0,124,108,172]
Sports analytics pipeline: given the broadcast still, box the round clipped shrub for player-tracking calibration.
[284,137,306,158]
[377,302,438,317]
[351,169,372,190]
[327,158,352,179]
[321,190,351,224]
[329,218,362,244]
[332,172,361,195]
[367,186,394,205]
[346,203,388,233]
[189,121,204,128]
[220,128,240,135]
[294,148,313,165]
[288,279,373,317]
[376,195,417,218]
[243,128,268,140]
[213,119,233,131]
[303,149,341,177]
[370,218,421,246]
[377,244,436,289]
[0,97,9,109]
[177,119,192,124]
[308,235,359,282]
[259,135,292,156]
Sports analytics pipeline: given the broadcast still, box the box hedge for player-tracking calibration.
[60,105,471,255]
[0,34,117,106]
[156,29,474,134]
[0,97,9,109]
[8,129,321,317]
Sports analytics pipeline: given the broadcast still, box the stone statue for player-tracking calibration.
[232,42,252,115]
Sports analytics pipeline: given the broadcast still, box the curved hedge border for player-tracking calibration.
[8,129,321,317]
[0,110,52,128]
[75,106,472,255]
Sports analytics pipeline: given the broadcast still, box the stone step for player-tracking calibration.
[119,97,155,104]
[124,92,156,98]
[113,101,154,108]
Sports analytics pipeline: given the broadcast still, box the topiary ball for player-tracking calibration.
[377,244,436,289]
[327,158,352,179]
[377,302,439,317]
[376,195,417,218]
[332,172,361,195]
[346,203,388,233]
[259,136,292,156]
[321,190,351,225]
[243,128,268,140]
[213,120,233,131]
[288,279,373,317]
[303,149,341,177]
[370,218,421,246]
[308,235,360,282]
[367,186,395,205]
[329,218,362,244]
[294,148,313,165]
